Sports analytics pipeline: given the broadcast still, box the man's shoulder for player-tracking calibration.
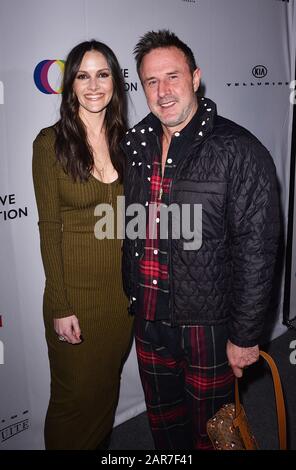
[213,114,256,142]
[213,114,272,155]
[213,115,275,175]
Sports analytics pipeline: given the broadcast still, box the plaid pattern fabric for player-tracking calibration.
[138,110,202,321]
[138,159,171,320]
[135,318,234,450]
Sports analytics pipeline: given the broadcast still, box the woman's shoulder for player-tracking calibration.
[33,125,57,149]
[32,125,58,170]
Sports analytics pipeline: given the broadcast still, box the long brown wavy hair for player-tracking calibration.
[55,40,127,182]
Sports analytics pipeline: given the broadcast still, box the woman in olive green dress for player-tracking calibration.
[32,40,133,450]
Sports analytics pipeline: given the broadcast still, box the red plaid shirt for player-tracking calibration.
[138,110,200,320]
[138,159,171,320]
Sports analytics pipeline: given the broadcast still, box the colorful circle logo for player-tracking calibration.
[34,60,65,94]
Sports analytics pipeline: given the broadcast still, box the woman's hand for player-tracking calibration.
[54,315,82,344]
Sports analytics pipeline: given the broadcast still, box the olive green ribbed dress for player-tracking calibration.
[32,127,133,450]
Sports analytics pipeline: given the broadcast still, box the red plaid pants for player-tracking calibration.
[135,318,234,450]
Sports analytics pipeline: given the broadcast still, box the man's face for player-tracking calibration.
[140,47,200,133]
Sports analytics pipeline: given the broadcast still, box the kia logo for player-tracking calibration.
[252,65,268,78]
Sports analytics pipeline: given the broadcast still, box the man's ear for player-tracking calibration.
[193,68,201,92]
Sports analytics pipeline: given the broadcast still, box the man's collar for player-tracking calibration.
[123,97,217,158]
[139,96,217,141]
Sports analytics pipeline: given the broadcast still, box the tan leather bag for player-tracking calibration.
[207,351,287,450]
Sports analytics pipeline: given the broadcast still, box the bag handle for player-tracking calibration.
[234,350,287,450]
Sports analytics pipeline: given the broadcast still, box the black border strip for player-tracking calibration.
[283,56,296,327]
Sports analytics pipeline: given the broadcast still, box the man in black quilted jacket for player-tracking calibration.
[122,30,280,450]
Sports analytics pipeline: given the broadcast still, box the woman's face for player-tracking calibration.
[73,50,114,117]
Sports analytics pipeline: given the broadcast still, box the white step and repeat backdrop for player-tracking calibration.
[0,0,295,450]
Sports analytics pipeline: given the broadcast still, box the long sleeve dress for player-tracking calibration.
[32,126,133,450]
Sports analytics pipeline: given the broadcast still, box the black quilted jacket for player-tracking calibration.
[122,97,280,347]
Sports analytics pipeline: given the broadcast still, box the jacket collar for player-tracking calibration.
[122,96,217,162]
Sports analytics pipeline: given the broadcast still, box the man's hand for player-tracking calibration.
[54,315,82,345]
[226,340,259,378]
